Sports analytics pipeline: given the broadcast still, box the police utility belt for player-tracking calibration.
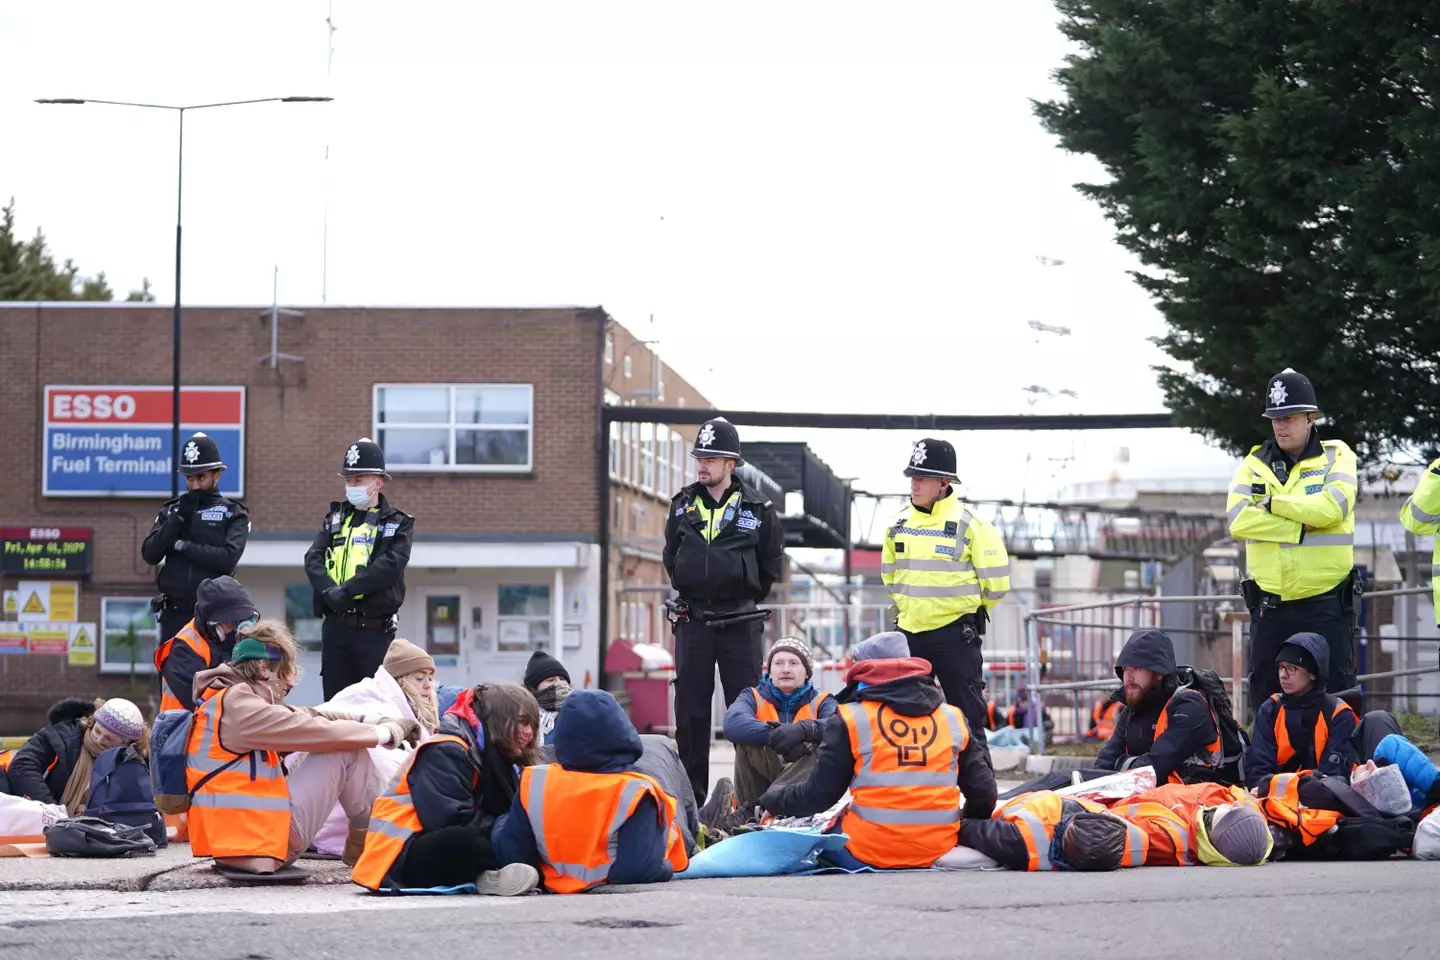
[1240,568,1362,618]
[955,609,988,644]
[664,598,772,630]
[331,610,398,632]
[150,595,192,616]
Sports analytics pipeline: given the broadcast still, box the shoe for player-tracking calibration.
[721,805,762,833]
[477,863,540,897]
[342,828,369,867]
[699,777,737,831]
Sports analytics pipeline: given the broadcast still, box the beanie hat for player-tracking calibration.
[1203,805,1272,866]
[853,631,909,662]
[1059,812,1127,871]
[230,637,282,664]
[524,650,571,691]
[384,638,436,679]
[1275,642,1320,679]
[92,699,144,743]
[767,638,814,679]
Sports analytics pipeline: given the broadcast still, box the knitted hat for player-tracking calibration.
[1275,641,1320,679]
[384,638,435,679]
[230,637,282,664]
[853,631,910,662]
[1204,805,1271,866]
[524,650,571,691]
[767,638,813,679]
[92,699,144,742]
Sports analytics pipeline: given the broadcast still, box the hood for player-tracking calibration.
[1114,629,1177,680]
[845,657,933,688]
[192,663,241,700]
[1276,631,1330,688]
[554,690,642,773]
[851,659,945,718]
[47,697,96,726]
[194,576,258,625]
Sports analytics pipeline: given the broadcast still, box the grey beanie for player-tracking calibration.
[1207,806,1271,865]
[853,631,910,661]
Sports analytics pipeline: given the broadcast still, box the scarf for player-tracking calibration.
[61,727,105,816]
[758,677,817,721]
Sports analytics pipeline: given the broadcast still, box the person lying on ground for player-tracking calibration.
[0,699,92,797]
[351,682,542,896]
[154,575,261,713]
[957,791,1147,871]
[6,698,146,815]
[1108,782,1272,866]
[713,637,836,828]
[186,621,421,875]
[756,632,997,870]
[493,690,688,892]
[523,650,572,747]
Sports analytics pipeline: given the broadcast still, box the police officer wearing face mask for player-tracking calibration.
[304,438,415,699]
[140,432,251,645]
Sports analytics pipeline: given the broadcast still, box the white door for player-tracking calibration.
[419,588,473,689]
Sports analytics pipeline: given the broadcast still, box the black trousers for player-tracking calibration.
[1248,592,1355,712]
[399,817,498,888]
[673,617,763,802]
[321,617,394,701]
[903,620,996,773]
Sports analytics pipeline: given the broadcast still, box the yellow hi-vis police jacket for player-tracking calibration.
[882,489,1011,633]
[1399,459,1440,616]
[1226,438,1357,601]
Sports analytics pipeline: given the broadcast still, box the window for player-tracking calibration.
[656,429,669,496]
[374,383,533,473]
[285,584,323,653]
[100,597,159,675]
[641,423,655,492]
[609,423,620,480]
[613,493,624,532]
[621,422,633,485]
[605,334,614,364]
[624,355,632,379]
[497,585,551,652]
[677,397,686,408]
[671,432,685,491]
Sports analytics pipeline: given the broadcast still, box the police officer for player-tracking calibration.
[1225,369,1359,711]
[663,418,785,801]
[304,438,415,700]
[140,431,250,644]
[883,438,1011,749]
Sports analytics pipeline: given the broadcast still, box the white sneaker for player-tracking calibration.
[477,863,540,896]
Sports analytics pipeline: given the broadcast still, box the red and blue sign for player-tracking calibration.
[43,386,246,498]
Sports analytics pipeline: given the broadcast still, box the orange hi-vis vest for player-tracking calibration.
[153,620,213,713]
[985,701,1000,731]
[185,686,290,861]
[1270,694,1357,770]
[1256,772,1343,845]
[0,749,13,771]
[752,688,830,724]
[352,734,472,891]
[997,792,1147,871]
[838,700,967,868]
[1109,782,1256,866]
[1152,693,1223,784]
[1093,701,1121,739]
[519,765,689,893]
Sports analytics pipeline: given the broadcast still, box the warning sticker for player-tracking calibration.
[21,592,45,615]
[68,625,96,666]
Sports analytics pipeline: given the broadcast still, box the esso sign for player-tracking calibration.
[51,393,137,421]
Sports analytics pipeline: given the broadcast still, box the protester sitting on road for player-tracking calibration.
[187,621,421,875]
[1089,697,1122,741]
[1108,782,1272,866]
[0,699,91,798]
[713,637,837,828]
[983,697,1003,731]
[352,683,542,896]
[958,791,1147,871]
[493,690,688,892]
[632,734,702,856]
[757,631,997,870]
[523,650,572,747]
[154,575,260,713]
[6,698,146,814]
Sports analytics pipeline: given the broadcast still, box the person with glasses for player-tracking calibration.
[153,576,261,714]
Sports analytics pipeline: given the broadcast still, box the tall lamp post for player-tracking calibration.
[36,96,333,496]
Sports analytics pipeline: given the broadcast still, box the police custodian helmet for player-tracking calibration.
[903,437,959,482]
[178,431,226,476]
[1263,368,1319,419]
[339,437,391,479]
[689,417,744,465]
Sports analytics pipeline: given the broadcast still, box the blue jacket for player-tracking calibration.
[722,679,837,747]
[1245,631,1358,788]
[493,690,674,888]
[1372,734,1440,809]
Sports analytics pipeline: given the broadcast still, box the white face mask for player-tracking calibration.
[345,483,373,508]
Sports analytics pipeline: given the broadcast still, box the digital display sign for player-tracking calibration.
[1,527,93,577]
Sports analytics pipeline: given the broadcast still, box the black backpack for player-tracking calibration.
[45,816,157,858]
[87,744,167,848]
[1174,665,1250,785]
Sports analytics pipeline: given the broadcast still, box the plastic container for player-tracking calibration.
[1351,761,1412,815]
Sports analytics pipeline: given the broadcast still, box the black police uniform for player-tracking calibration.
[140,432,250,644]
[303,438,415,699]
[663,418,786,801]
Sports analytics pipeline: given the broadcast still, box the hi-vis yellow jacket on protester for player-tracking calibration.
[1226,438,1357,601]
[1399,458,1440,615]
[882,489,1011,633]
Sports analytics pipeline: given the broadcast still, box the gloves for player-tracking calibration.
[323,585,349,610]
[766,723,809,763]
[378,718,422,748]
[796,719,825,743]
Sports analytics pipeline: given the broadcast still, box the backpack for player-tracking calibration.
[1174,665,1250,785]
[1295,774,1416,860]
[45,816,156,858]
[150,706,247,814]
[88,744,167,848]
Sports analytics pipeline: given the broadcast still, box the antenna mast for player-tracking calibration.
[321,0,337,303]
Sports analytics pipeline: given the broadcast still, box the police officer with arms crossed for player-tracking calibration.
[664,418,785,801]
[1226,369,1359,711]
[883,438,1011,756]
[305,438,416,700]
[141,431,250,645]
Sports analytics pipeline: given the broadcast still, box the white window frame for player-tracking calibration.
[605,334,614,364]
[373,383,534,475]
[624,355,633,379]
[656,429,669,497]
[641,422,655,493]
[496,584,553,653]
[671,432,685,492]
[100,596,160,675]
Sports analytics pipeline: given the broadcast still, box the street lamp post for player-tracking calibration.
[36,96,332,496]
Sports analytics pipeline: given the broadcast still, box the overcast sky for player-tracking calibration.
[1,0,1241,501]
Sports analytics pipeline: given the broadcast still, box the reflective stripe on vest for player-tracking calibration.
[1005,803,1054,872]
[1094,701,1120,740]
[153,621,213,713]
[350,734,471,891]
[689,490,742,544]
[841,700,967,868]
[1271,694,1354,770]
[1121,820,1148,867]
[1114,801,1194,867]
[883,492,996,631]
[1258,772,1342,845]
[185,687,290,860]
[752,688,829,724]
[325,509,381,587]
[1151,693,1223,784]
[521,765,687,893]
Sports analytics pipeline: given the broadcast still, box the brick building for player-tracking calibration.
[0,303,718,731]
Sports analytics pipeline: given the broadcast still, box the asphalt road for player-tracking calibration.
[1,860,1433,959]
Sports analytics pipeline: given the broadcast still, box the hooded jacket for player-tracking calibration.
[157,577,256,712]
[4,699,97,803]
[190,664,382,755]
[958,793,1114,871]
[493,690,676,887]
[1095,629,1219,784]
[756,657,997,822]
[1246,632,1358,788]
